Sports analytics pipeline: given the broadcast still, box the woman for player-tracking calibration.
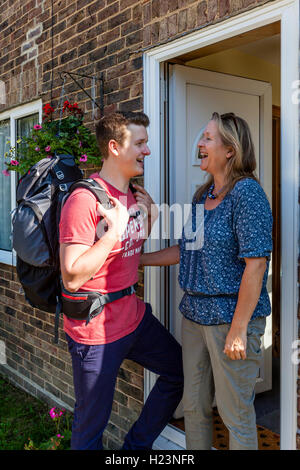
[140,112,273,450]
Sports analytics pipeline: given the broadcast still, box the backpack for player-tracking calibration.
[12,154,117,342]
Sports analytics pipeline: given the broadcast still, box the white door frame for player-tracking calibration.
[143,0,299,450]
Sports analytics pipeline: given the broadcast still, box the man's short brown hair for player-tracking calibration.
[95,111,150,159]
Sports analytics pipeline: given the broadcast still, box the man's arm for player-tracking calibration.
[60,234,118,293]
[60,195,129,292]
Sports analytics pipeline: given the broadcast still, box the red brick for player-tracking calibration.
[143,1,151,24]
[152,0,160,19]
[207,0,218,22]
[187,4,197,29]
[197,1,207,26]
[178,9,187,32]
[219,0,230,17]
[97,2,120,23]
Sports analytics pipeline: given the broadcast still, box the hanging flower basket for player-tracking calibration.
[2,101,102,176]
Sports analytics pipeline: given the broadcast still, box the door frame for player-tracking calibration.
[143,0,299,450]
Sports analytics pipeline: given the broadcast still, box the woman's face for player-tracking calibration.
[198,119,232,176]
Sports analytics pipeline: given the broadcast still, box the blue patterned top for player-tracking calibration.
[178,178,273,325]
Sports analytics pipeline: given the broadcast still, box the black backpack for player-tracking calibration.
[12,154,114,342]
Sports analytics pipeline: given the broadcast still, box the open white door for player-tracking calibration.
[168,65,273,405]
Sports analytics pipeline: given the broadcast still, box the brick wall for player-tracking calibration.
[0,0,282,450]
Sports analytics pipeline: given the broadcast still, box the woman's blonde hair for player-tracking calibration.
[193,112,258,202]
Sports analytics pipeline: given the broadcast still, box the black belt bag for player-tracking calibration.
[61,282,138,325]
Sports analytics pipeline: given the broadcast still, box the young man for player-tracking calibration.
[59,111,183,450]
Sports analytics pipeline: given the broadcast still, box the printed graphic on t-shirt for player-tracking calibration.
[95,201,146,259]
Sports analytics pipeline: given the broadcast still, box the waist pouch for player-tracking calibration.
[61,282,138,325]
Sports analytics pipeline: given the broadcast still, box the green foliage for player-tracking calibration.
[2,101,102,176]
[0,376,72,450]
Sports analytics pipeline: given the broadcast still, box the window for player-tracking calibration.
[0,101,42,264]
[0,119,11,250]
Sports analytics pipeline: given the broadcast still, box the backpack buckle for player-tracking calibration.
[129,284,136,295]
[56,170,64,180]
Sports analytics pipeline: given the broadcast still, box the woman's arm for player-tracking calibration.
[140,245,180,267]
[223,257,267,360]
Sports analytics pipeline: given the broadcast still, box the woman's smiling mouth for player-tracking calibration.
[199,152,208,159]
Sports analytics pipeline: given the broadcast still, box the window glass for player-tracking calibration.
[0,112,39,252]
[16,113,39,141]
[16,113,39,183]
[0,119,11,250]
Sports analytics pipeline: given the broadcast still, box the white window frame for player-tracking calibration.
[144,0,299,451]
[0,100,42,265]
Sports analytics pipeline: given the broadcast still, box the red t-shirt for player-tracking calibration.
[59,174,146,345]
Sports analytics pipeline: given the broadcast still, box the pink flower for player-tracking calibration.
[49,406,65,420]
[2,169,9,176]
[11,160,19,166]
[35,146,40,152]
[47,155,53,159]
[34,125,42,130]
[79,141,82,147]
[45,145,51,152]
[80,154,88,162]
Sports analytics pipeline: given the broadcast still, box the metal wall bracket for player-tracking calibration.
[58,71,104,116]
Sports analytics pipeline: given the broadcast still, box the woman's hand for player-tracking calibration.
[224,325,247,360]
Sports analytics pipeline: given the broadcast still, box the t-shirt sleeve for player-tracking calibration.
[233,179,273,259]
[59,189,99,246]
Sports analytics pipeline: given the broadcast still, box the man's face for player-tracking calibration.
[114,124,150,178]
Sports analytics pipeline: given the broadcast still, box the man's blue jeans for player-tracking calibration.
[66,303,184,450]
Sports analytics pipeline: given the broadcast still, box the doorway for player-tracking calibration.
[165,28,279,447]
[144,0,299,451]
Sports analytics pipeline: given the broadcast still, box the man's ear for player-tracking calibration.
[108,139,119,157]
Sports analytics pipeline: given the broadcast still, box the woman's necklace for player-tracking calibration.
[207,183,226,200]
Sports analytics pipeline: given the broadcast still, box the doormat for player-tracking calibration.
[170,408,280,450]
[212,408,280,450]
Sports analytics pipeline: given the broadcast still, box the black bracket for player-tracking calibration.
[58,71,104,116]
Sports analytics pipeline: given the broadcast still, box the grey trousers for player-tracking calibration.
[181,315,266,450]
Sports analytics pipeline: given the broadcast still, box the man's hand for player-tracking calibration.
[97,195,129,240]
[224,325,247,360]
[132,183,159,224]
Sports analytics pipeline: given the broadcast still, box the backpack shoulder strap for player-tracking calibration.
[129,182,136,194]
[68,179,137,211]
[68,178,113,210]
